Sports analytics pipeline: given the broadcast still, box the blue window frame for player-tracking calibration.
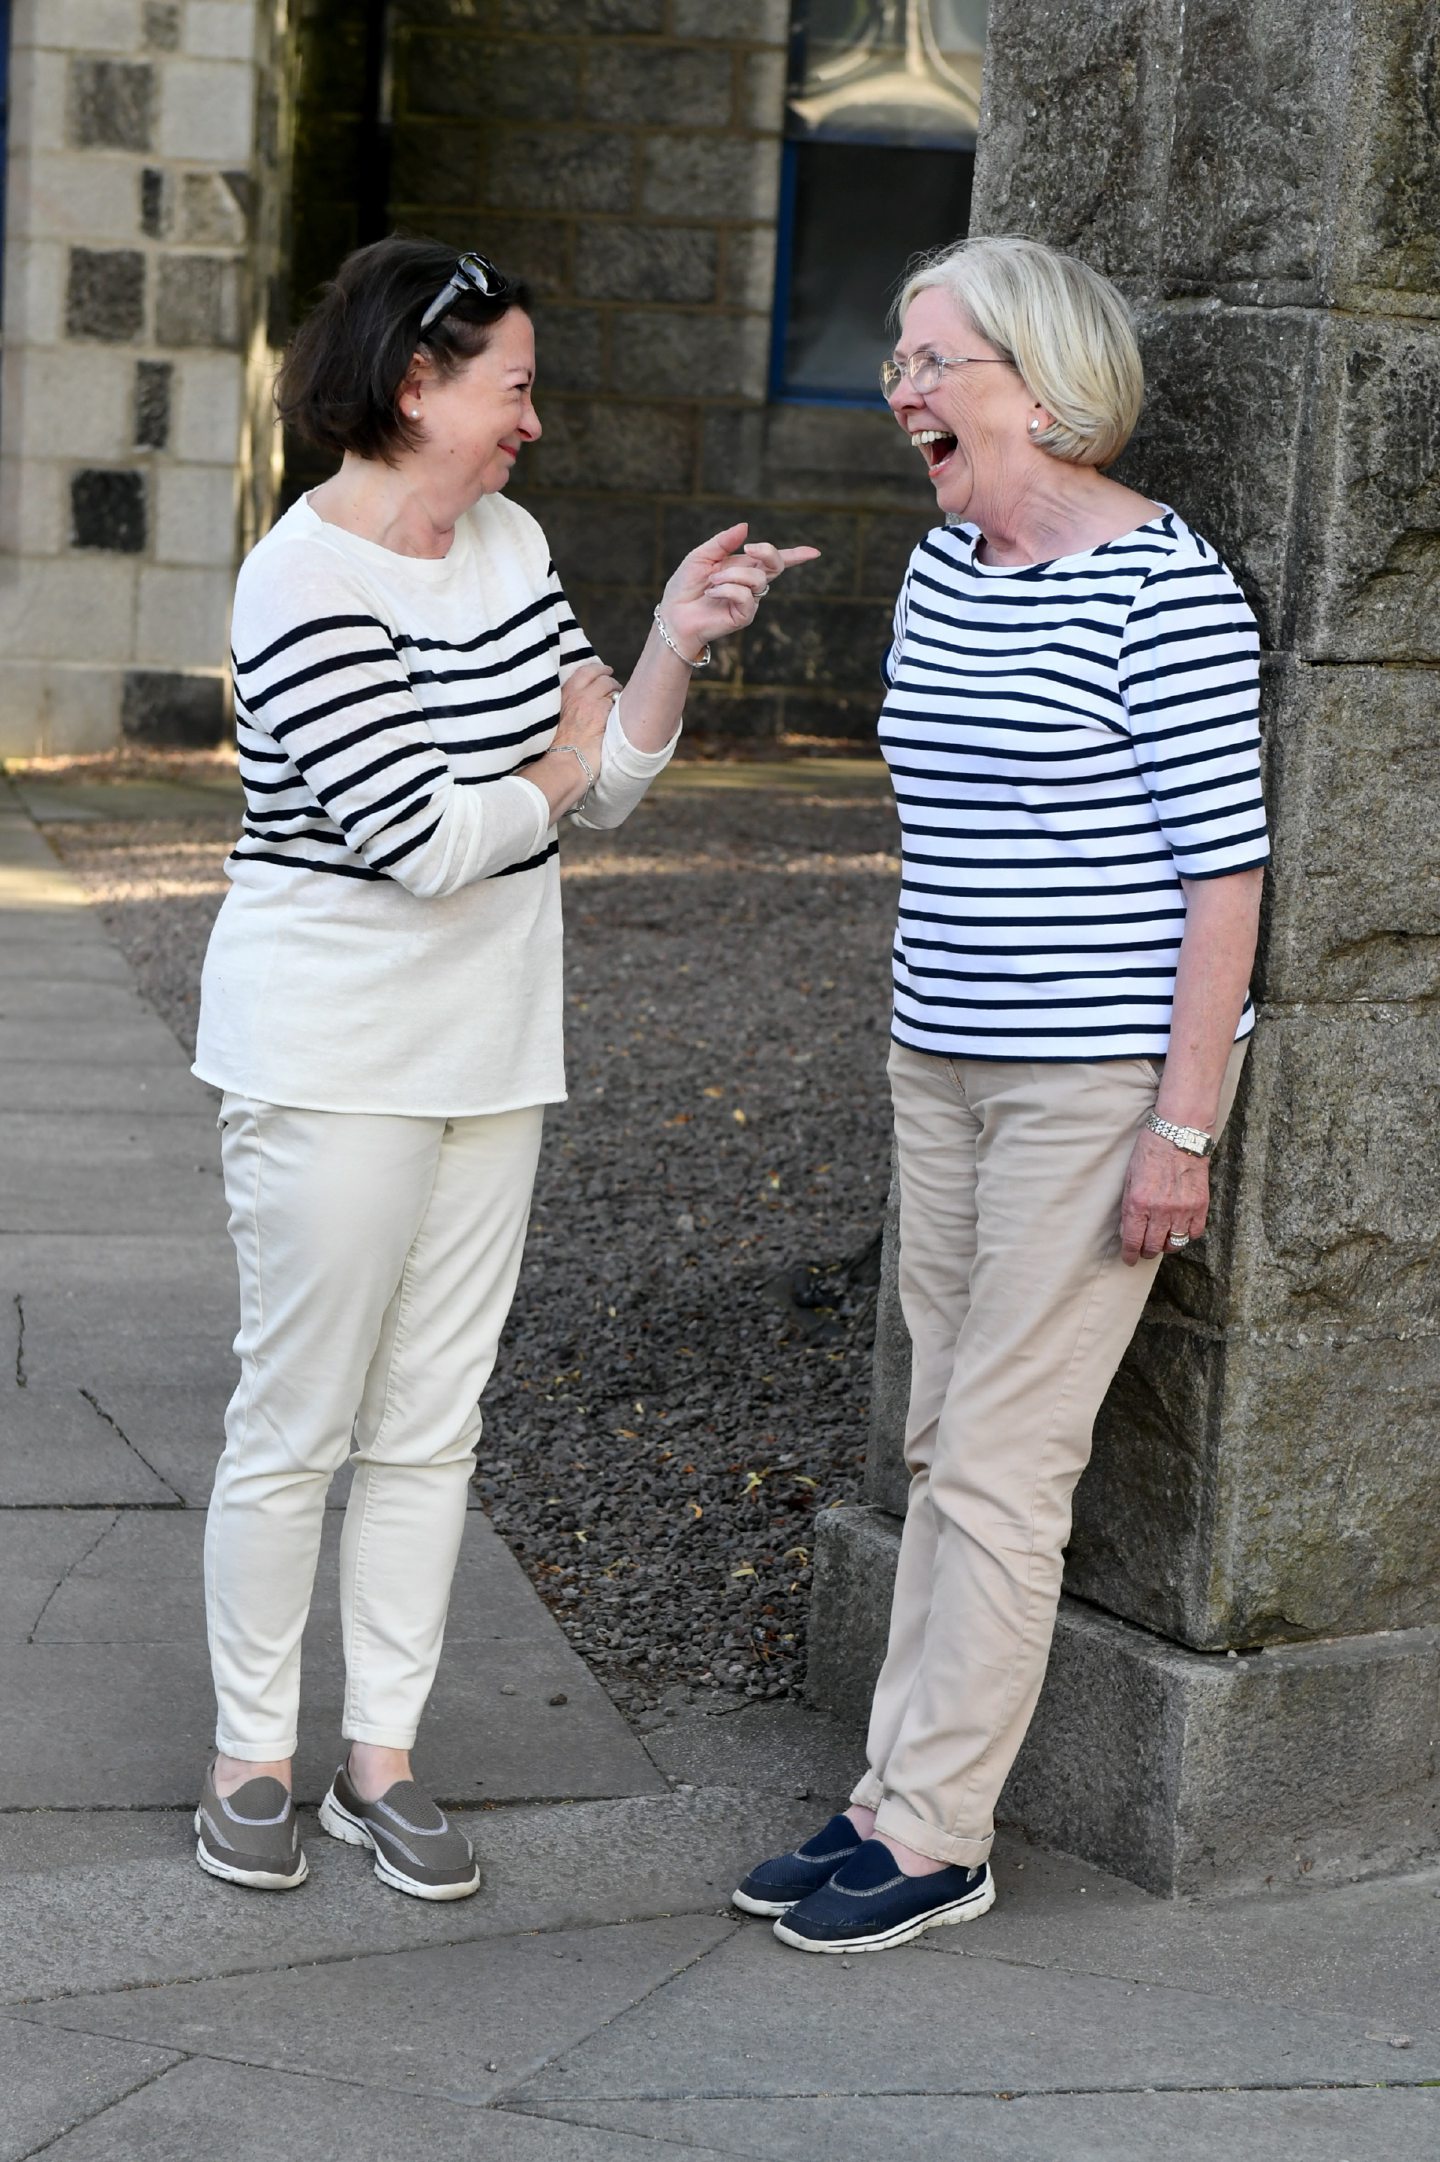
[770,1,989,408]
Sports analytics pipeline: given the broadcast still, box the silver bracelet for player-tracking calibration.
[653,605,710,669]
[551,741,595,815]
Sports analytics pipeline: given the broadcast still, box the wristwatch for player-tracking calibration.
[1144,1112,1214,1159]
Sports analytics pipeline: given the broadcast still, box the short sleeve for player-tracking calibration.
[1120,550,1270,879]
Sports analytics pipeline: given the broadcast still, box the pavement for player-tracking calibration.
[2,762,1439,2162]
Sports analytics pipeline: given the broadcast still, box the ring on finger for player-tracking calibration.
[1166,1231,1191,1250]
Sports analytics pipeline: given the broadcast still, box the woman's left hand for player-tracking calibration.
[1119,1129,1210,1266]
[660,522,820,655]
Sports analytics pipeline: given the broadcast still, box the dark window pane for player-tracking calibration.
[778,139,974,400]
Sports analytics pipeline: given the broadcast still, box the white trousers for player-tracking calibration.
[205,1095,544,1759]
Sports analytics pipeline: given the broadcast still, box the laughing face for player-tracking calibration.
[408,306,541,497]
[886,288,1039,525]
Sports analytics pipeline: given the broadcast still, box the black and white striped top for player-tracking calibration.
[878,510,1269,1062]
[193,491,675,1115]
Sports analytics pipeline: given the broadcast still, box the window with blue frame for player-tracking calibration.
[771,1,988,406]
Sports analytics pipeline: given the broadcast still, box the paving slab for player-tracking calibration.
[0,941,133,983]
[0,1018,201,1066]
[0,1789,809,2004]
[640,1699,862,1801]
[0,980,175,1022]
[0,1510,119,1640]
[7,776,243,825]
[0,1113,224,1234]
[522,2087,1440,2162]
[27,1914,735,2105]
[0,2016,179,2162]
[0,1063,207,1114]
[954,1837,1440,2041]
[0,1235,237,1389]
[511,1919,1440,2101]
[42,1380,232,1506]
[24,2057,730,2162]
[0,1384,182,1505]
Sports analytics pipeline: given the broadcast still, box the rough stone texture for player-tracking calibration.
[133,359,172,449]
[809,1508,1440,1898]
[70,470,147,554]
[812,0,1440,1890]
[154,253,242,348]
[65,248,146,343]
[119,671,226,748]
[68,57,156,152]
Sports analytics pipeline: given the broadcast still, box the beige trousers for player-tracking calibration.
[206,1097,544,1759]
[850,1039,1247,1866]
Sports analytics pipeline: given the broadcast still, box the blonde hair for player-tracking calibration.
[896,236,1143,468]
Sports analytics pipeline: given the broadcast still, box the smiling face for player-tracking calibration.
[887,287,1040,525]
[405,307,541,498]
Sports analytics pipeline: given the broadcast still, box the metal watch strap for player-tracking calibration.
[1144,1111,1215,1159]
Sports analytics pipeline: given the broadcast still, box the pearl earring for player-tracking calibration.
[1028,417,1041,434]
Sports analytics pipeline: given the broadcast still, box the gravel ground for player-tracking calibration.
[45,768,901,1708]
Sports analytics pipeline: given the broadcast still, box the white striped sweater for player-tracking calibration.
[879,510,1269,1062]
[193,491,676,1115]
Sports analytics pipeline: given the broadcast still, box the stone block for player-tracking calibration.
[388,123,483,215]
[1334,0,1440,314]
[529,304,608,392]
[157,57,255,163]
[584,45,735,130]
[139,163,168,236]
[971,0,1181,284]
[567,588,658,677]
[4,238,68,348]
[65,245,145,342]
[135,566,232,664]
[169,352,244,462]
[154,464,237,566]
[537,495,657,590]
[120,669,227,747]
[3,344,132,463]
[68,56,154,151]
[858,510,934,597]
[722,224,777,311]
[523,397,694,494]
[610,309,768,401]
[672,0,786,35]
[177,168,250,247]
[461,214,569,298]
[808,1505,1440,1895]
[742,47,786,132]
[155,253,242,349]
[499,0,665,29]
[405,36,580,123]
[7,49,69,156]
[70,467,147,553]
[0,556,137,664]
[1161,0,1349,305]
[13,2,143,53]
[1,453,69,557]
[183,1,255,62]
[698,405,765,496]
[680,683,783,742]
[143,0,181,48]
[1291,314,1440,663]
[134,358,172,449]
[486,128,634,215]
[640,134,780,221]
[1259,665,1440,1009]
[575,224,718,305]
[743,596,895,692]
[9,147,147,245]
[1112,301,1318,648]
[757,401,920,509]
[0,663,122,758]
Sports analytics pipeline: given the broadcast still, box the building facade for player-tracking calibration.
[0,1,989,755]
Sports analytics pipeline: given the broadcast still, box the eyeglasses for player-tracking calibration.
[879,349,1008,398]
[419,251,510,333]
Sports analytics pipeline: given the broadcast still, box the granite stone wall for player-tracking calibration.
[0,0,280,754]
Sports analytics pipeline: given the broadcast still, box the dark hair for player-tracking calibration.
[275,234,532,464]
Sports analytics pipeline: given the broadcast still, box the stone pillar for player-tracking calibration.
[808,0,1440,1896]
[0,0,290,755]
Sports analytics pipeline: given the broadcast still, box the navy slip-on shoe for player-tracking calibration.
[773,1836,995,1952]
[732,1812,863,1917]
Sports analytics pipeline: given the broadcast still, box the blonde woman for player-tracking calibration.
[736,236,1268,1953]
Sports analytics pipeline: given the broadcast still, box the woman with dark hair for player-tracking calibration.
[191,236,816,1900]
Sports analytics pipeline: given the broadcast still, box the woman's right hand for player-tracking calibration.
[530,661,617,818]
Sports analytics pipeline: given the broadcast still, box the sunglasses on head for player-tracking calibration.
[419,251,510,333]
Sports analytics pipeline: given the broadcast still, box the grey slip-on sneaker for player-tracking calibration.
[195,1765,308,1891]
[319,1762,481,1901]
